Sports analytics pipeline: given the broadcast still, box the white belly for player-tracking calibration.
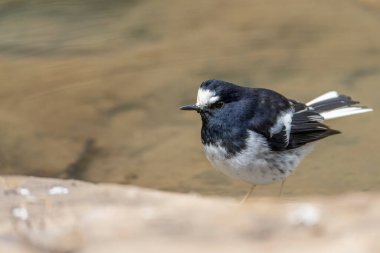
[203,131,313,185]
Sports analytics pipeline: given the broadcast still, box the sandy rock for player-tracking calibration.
[0,176,379,253]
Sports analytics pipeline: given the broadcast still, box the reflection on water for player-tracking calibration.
[0,0,379,197]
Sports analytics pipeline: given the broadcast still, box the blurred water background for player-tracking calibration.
[0,0,379,197]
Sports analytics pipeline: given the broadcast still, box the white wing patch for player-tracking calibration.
[270,110,293,142]
[196,88,219,107]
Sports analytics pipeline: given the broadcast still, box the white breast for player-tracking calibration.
[203,131,313,185]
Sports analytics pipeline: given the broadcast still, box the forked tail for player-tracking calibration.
[306,91,373,120]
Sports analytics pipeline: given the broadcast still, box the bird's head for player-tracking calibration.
[180,80,251,123]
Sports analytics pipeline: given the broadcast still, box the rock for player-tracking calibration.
[0,176,379,253]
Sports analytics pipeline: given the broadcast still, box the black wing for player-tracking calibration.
[287,100,340,149]
[248,91,340,151]
[247,89,293,151]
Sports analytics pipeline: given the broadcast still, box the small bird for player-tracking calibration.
[180,80,372,201]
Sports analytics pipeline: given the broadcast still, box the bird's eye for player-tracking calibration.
[210,101,224,109]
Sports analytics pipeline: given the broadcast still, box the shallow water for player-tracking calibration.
[0,0,379,197]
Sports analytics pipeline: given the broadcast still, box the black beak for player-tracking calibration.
[180,104,200,112]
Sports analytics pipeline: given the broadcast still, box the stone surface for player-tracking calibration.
[0,176,379,253]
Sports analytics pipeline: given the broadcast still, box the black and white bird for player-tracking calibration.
[180,80,372,200]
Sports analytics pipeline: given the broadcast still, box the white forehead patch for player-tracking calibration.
[196,89,219,107]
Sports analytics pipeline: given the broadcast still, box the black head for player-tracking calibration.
[180,80,257,154]
[180,79,248,115]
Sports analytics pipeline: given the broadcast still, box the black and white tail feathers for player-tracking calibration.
[286,91,372,150]
[306,91,373,120]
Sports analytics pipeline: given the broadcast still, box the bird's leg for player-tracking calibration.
[279,180,286,197]
[240,184,256,204]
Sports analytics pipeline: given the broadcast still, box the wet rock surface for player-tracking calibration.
[0,176,379,253]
